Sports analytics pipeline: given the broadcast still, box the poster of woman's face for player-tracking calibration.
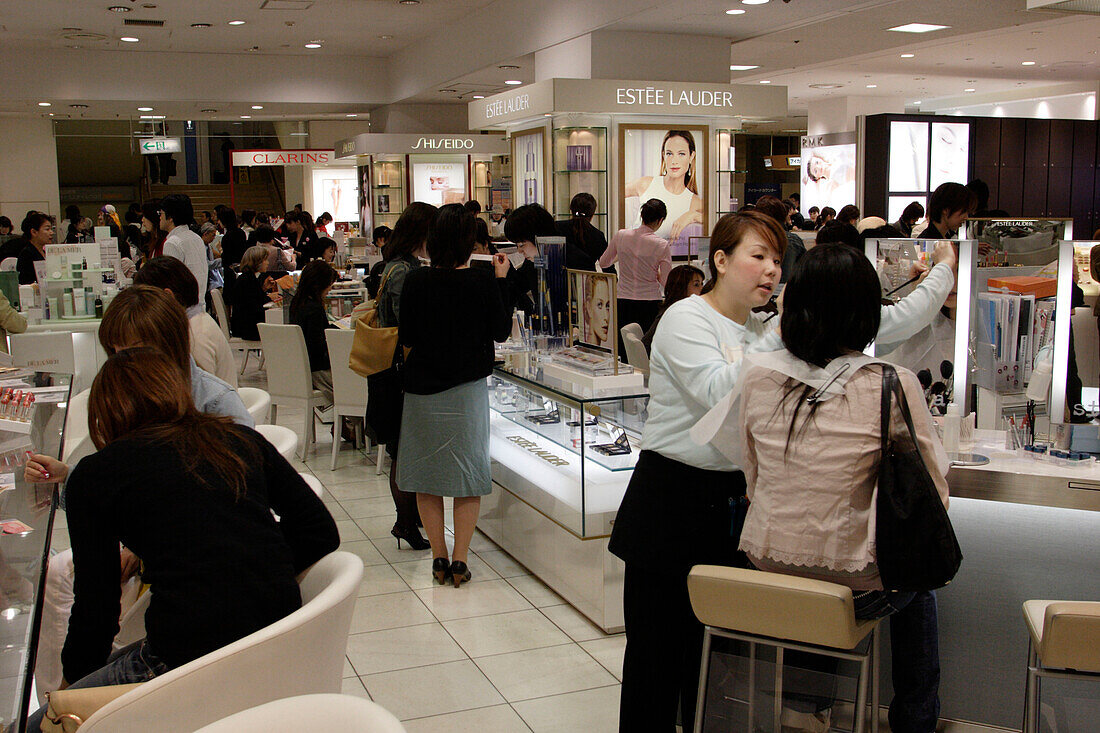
[411,160,468,206]
[568,270,617,353]
[799,143,856,216]
[620,125,707,257]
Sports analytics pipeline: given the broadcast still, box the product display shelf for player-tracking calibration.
[716,128,738,215]
[551,126,609,238]
[370,157,406,223]
[481,360,647,632]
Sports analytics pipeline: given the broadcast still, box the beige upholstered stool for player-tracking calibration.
[1022,600,1100,733]
[688,566,882,733]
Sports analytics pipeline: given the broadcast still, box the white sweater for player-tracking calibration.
[189,309,237,388]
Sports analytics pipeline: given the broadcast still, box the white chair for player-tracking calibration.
[298,472,324,499]
[0,257,17,271]
[324,329,373,471]
[113,588,152,653]
[78,551,364,733]
[622,329,650,377]
[258,324,327,461]
[238,387,271,425]
[256,424,299,461]
[210,288,264,375]
[621,322,644,342]
[193,694,406,733]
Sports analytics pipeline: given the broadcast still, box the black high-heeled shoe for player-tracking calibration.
[391,523,430,551]
[450,561,472,588]
[432,557,452,585]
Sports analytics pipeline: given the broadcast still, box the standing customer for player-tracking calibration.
[599,198,672,344]
[16,212,55,285]
[396,204,512,586]
[739,244,948,733]
[920,182,977,240]
[218,208,248,269]
[133,256,237,387]
[608,211,958,732]
[368,203,438,551]
[289,260,339,406]
[555,192,608,270]
[160,193,209,294]
[24,347,339,733]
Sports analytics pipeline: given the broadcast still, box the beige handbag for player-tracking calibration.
[42,683,143,732]
[349,266,402,378]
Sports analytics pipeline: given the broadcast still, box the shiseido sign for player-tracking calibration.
[335,133,509,158]
[411,137,475,150]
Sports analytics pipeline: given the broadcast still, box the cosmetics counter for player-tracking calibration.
[333,133,510,233]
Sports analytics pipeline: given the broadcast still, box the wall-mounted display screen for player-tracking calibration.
[800,142,856,216]
[888,121,929,193]
[310,167,359,224]
[411,158,468,206]
[887,120,971,219]
[930,122,970,192]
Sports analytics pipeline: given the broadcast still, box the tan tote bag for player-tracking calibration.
[42,683,144,732]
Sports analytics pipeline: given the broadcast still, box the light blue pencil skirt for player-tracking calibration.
[396,378,492,497]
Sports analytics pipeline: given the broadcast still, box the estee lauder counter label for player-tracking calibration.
[486,94,530,119]
[507,435,570,467]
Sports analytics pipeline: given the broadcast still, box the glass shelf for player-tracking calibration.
[552,126,609,238]
[554,169,608,174]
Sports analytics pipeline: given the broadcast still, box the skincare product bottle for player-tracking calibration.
[47,296,59,320]
[63,288,73,317]
[84,287,94,315]
[73,287,86,316]
[94,295,103,318]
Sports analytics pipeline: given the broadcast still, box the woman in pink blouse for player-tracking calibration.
[599,198,672,350]
[738,244,949,733]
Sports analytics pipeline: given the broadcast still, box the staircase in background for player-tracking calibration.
[149,178,284,216]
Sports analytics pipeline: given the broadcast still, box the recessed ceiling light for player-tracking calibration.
[378,34,393,39]
[304,41,322,49]
[201,108,217,113]
[759,80,771,84]
[866,84,877,88]
[730,64,759,70]
[398,0,420,4]
[48,113,55,116]
[240,115,251,119]
[121,36,139,43]
[742,0,769,4]
[1022,61,1036,66]
[726,8,746,14]
[191,23,212,28]
[900,53,915,58]
[137,106,153,111]
[964,88,976,93]
[809,83,844,89]
[346,113,358,117]
[472,95,485,99]
[498,65,520,70]
[139,115,165,119]
[438,89,457,93]
[913,100,922,105]
[504,80,522,85]
[251,105,264,110]
[290,131,308,136]
[70,104,88,109]
[888,23,949,33]
[38,102,51,107]
[228,20,245,25]
[108,5,131,12]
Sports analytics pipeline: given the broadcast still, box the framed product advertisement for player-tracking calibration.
[619,124,708,258]
[411,158,468,206]
[511,127,548,207]
[567,269,618,360]
[800,142,856,216]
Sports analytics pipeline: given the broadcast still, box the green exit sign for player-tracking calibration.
[139,137,182,154]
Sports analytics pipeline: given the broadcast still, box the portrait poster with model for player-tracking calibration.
[411,160,468,206]
[568,269,618,356]
[620,125,707,257]
[357,165,372,231]
[800,142,856,216]
[311,167,359,224]
[512,129,546,206]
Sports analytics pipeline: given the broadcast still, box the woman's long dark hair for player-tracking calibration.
[662,264,703,309]
[774,244,882,450]
[568,193,597,250]
[386,202,439,261]
[89,347,258,499]
[291,260,338,314]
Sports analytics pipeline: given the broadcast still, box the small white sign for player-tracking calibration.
[139,137,182,155]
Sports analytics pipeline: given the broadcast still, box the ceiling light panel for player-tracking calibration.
[730,65,759,70]
[888,23,949,33]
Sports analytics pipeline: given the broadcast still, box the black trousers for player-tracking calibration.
[619,562,706,733]
[617,298,662,357]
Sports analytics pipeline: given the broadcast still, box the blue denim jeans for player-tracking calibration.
[853,589,941,733]
[27,640,169,732]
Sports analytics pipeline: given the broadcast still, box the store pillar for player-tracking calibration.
[0,118,61,222]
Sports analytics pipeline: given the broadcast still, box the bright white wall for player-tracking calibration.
[0,118,61,223]
[940,92,1098,120]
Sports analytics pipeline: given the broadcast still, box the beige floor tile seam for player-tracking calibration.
[398,704,536,731]
[343,620,446,678]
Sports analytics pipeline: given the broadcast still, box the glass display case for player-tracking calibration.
[370,155,406,227]
[715,128,737,216]
[471,157,492,220]
[551,126,609,238]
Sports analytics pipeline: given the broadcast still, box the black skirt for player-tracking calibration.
[609,450,747,572]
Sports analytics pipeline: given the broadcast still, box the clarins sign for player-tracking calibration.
[231,149,335,167]
[335,133,509,158]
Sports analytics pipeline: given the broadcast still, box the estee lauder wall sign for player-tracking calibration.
[507,435,570,467]
[615,86,734,109]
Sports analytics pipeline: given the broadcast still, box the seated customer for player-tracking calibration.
[640,264,704,354]
[738,244,949,733]
[229,245,279,341]
[289,260,339,405]
[25,347,339,731]
[134,256,237,387]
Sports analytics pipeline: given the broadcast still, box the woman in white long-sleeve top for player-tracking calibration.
[608,210,957,733]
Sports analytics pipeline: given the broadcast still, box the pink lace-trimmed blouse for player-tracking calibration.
[737,362,950,590]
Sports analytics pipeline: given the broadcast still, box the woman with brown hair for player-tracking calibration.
[25,348,338,731]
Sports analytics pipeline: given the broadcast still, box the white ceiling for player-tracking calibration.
[0,0,1098,124]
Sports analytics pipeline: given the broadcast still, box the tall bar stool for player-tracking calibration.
[1022,600,1100,733]
[687,566,881,733]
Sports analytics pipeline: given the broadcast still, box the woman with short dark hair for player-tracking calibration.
[289,260,339,405]
[923,182,977,240]
[554,192,607,270]
[598,198,672,348]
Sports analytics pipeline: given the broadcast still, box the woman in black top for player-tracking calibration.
[218,207,248,268]
[397,204,512,587]
[229,245,279,340]
[25,347,338,732]
[289,260,338,405]
[554,192,608,270]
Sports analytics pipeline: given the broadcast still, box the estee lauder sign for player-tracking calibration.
[485,94,531,119]
[506,435,570,467]
[615,86,735,109]
[335,133,509,158]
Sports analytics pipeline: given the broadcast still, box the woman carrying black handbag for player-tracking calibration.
[366,202,438,551]
[738,244,955,733]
